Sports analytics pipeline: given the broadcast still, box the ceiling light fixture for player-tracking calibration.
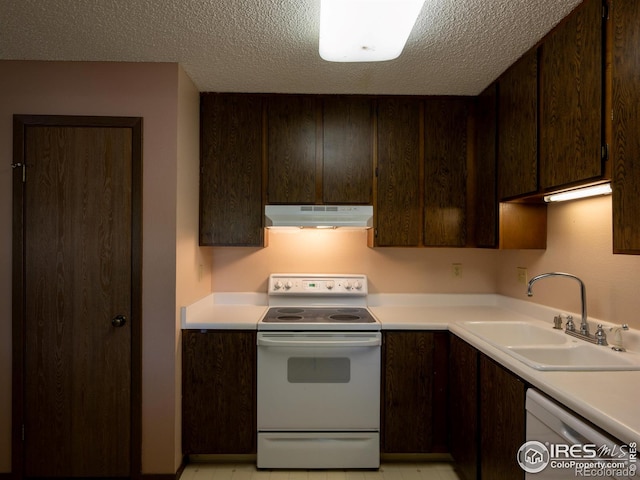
[319,0,426,62]
[543,183,612,203]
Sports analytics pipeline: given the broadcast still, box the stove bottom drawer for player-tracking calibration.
[257,432,379,469]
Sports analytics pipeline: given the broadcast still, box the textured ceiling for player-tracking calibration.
[0,0,583,95]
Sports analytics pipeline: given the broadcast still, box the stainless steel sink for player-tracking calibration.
[458,320,640,371]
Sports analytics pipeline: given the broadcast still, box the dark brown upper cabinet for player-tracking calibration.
[474,84,498,248]
[375,97,422,246]
[539,0,606,192]
[424,97,469,247]
[322,96,374,204]
[199,93,264,246]
[267,95,375,205]
[497,49,539,200]
[476,82,547,250]
[267,95,318,204]
[612,0,640,254]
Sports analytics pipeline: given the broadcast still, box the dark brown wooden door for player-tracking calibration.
[498,49,539,200]
[612,0,640,254]
[539,0,605,191]
[13,116,141,478]
[424,97,469,246]
[322,96,374,204]
[200,93,264,246]
[182,330,256,454]
[375,97,422,246]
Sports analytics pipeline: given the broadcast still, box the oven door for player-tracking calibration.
[257,331,381,431]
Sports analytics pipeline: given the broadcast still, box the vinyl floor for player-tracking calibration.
[180,462,461,480]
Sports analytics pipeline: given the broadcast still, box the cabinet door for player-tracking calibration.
[376,98,422,246]
[200,94,264,246]
[182,330,256,454]
[424,97,469,246]
[479,355,526,480]
[267,95,318,204]
[540,0,605,190]
[322,96,374,204]
[449,335,479,480]
[474,84,498,248]
[612,0,640,254]
[498,49,539,200]
[382,331,448,453]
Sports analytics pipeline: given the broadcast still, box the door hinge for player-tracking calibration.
[602,1,609,20]
[22,424,25,441]
[602,144,609,162]
[11,162,26,182]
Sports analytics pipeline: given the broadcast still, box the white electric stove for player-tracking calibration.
[256,274,381,469]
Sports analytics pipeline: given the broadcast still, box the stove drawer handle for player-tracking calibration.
[257,337,381,348]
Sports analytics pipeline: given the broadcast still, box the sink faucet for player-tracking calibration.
[527,272,589,336]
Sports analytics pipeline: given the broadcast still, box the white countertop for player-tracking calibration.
[181,292,640,446]
[181,292,267,329]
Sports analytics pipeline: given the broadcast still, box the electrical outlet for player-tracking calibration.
[452,263,463,278]
[517,267,528,285]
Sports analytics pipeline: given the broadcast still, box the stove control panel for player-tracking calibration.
[269,274,368,296]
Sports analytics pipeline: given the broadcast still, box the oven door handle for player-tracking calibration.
[257,336,381,348]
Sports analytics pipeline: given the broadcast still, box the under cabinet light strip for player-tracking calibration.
[543,183,612,203]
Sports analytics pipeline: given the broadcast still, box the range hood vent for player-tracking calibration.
[265,205,373,228]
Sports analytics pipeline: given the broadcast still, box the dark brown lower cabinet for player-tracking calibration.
[449,334,479,480]
[182,330,257,454]
[480,355,526,480]
[449,335,526,480]
[382,331,449,453]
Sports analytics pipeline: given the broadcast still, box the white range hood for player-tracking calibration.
[265,205,373,228]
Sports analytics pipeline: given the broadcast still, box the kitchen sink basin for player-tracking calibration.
[507,345,640,371]
[458,320,640,371]
[460,320,567,347]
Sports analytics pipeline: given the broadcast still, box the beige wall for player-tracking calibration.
[175,67,211,466]
[210,229,501,294]
[498,195,640,329]
[0,60,185,474]
[211,196,640,330]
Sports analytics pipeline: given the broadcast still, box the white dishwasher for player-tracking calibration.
[523,389,637,479]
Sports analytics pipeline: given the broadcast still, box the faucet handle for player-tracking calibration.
[611,324,628,352]
[565,315,576,332]
[595,324,608,346]
[553,315,563,329]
